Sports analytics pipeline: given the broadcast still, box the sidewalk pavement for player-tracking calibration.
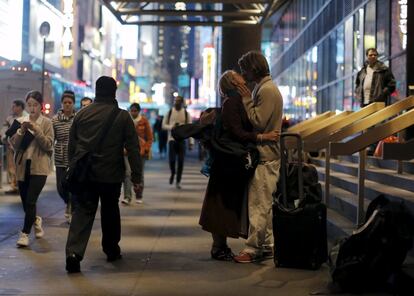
[0,157,391,296]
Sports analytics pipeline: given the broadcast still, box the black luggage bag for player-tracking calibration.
[273,133,328,269]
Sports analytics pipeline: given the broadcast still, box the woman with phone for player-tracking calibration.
[10,90,54,248]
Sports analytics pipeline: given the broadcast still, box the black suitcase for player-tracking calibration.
[273,133,328,269]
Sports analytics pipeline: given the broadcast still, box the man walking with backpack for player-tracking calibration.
[65,76,142,273]
[162,95,193,189]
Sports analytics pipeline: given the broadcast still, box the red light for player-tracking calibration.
[45,103,51,109]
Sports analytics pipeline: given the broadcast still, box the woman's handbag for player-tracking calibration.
[63,107,120,194]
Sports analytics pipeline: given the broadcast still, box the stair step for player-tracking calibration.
[316,168,414,215]
[327,208,354,239]
[338,155,414,174]
[312,157,414,193]
[321,181,367,223]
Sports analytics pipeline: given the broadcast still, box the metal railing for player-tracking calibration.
[288,110,334,133]
[299,103,385,206]
[329,97,414,225]
[304,103,385,152]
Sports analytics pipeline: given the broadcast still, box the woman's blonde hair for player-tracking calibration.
[218,70,237,98]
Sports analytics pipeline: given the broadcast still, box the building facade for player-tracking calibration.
[265,0,410,119]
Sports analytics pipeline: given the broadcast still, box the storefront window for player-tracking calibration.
[364,0,376,51]
[336,24,345,79]
[376,0,390,57]
[353,8,364,71]
[344,16,353,76]
[343,77,353,110]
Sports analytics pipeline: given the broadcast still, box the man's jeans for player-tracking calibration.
[245,159,280,255]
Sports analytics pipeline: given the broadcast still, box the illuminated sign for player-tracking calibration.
[202,46,216,106]
[398,0,407,50]
[61,0,74,68]
[0,0,23,61]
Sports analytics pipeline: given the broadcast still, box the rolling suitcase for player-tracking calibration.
[273,133,327,269]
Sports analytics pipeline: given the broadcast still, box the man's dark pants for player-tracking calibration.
[66,182,122,260]
[168,140,185,183]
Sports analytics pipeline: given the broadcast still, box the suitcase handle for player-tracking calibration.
[279,133,304,206]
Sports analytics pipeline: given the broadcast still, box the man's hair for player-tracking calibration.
[13,100,25,109]
[130,103,141,112]
[81,97,92,104]
[366,48,378,56]
[238,51,270,79]
[61,90,75,103]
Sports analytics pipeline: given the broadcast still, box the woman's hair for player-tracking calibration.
[238,51,270,79]
[61,90,76,103]
[130,102,141,112]
[25,90,43,104]
[218,70,237,98]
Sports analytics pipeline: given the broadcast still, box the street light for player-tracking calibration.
[39,21,50,98]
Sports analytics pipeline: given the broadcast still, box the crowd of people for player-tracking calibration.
[0,47,395,272]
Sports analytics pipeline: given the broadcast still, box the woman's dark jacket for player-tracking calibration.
[201,96,257,238]
[172,96,259,238]
[174,95,257,238]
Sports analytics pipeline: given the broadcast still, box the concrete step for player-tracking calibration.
[312,157,414,193]
[320,181,367,224]
[316,167,414,215]
[338,154,414,174]
[327,207,354,240]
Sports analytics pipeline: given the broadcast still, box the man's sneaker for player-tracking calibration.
[169,174,175,185]
[16,232,29,247]
[34,216,44,238]
[262,247,274,259]
[121,199,130,205]
[136,198,143,204]
[176,182,182,189]
[66,253,81,273]
[233,252,261,263]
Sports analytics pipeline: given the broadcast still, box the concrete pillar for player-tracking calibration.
[221,26,262,73]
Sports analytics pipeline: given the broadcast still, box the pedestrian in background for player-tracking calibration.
[80,97,93,108]
[10,91,54,248]
[1,100,26,194]
[153,115,168,159]
[121,103,152,205]
[65,76,142,273]
[52,90,76,223]
[233,51,283,263]
[355,48,396,107]
[162,96,193,189]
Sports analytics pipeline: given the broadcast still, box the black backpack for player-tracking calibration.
[329,195,414,293]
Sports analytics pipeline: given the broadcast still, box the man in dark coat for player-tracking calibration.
[65,76,142,273]
[355,48,396,107]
